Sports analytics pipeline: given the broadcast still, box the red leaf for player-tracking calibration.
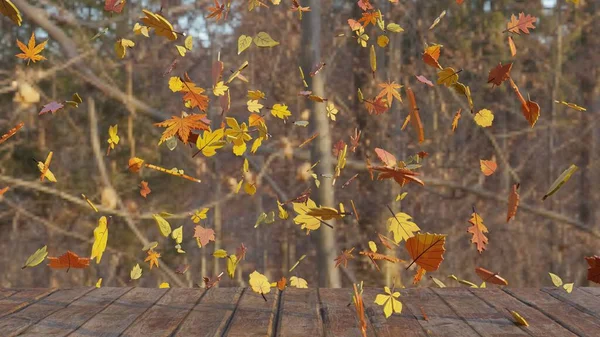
[104,0,126,13]
[585,256,600,284]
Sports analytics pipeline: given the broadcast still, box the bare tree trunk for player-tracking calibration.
[301,0,341,288]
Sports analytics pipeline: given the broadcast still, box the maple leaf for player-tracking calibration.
[154,113,210,145]
[47,251,90,271]
[293,198,322,233]
[364,96,388,115]
[374,286,402,318]
[475,267,508,286]
[39,101,64,115]
[467,211,488,253]
[487,62,512,86]
[140,9,177,40]
[358,11,379,27]
[91,216,108,264]
[207,0,226,21]
[506,13,537,35]
[377,81,403,107]
[386,209,420,244]
[179,77,210,112]
[194,225,216,247]
[405,233,446,271]
[334,247,355,268]
[290,276,308,288]
[16,32,47,65]
[0,0,22,26]
[507,183,520,222]
[145,249,161,269]
[369,165,424,187]
[139,181,151,198]
[480,158,497,176]
[271,103,292,119]
[105,0,126,14]
[585,256,600,284]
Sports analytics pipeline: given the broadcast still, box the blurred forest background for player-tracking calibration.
[0,0,598,289]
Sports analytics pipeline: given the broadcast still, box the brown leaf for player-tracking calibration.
[507,184,520,222]
[452,109,461,132]
[508,36,517,56]
[374,147,397,166]
[487,62,512,86]
[276,276,287,290]
[406,87,425,143]
[368,165,425,187]
[194,225,216,247]
[334,247,355,268]
[364,96,388,115]
[104,0,126,13]
[175,264,190,274]
[236,243,247,261]
[585,256,600,284]
[522,100,540,128]
[475,267,508,286]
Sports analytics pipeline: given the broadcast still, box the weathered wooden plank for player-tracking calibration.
[432,287,529,336]
[0,288,56,319]
[397,287,480,337]
[0,287,93,337]
[543,287,600,319]
[121,288,204,337]
[0,289,18,300]
[174,287,242,337]
[69,287,167,337]
[224,288,279,337]
[318,288,375,337]
[276,287,322,337]
[471,288,576,337]
[362,288,427,337]
[505,288,600,336]
[19,287,131,337]
[580,287,600,296]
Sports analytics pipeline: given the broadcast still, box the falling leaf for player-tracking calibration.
[159,282,170,288]
[474,109,494,127]
[238,35,253,54]
[140,9,178,40]
[585,256,600,284]
[176,264,190,274]
[155,113,210,145]
[452,109,461,132]
[194,225,216,247]
[480,158,497,176]
[386,210,420,244]
[415,75,434,87]
[507,184,520,222]
[487,62,512,86]
[377,35,389,47]
[145,249,161,269]
[22,245,48,269]
[196,128,226,157]
[429,10,446,30]
[355,26,369,48]
[352,283,368,337]
[508,36,517,56]
[207,0,226,21]
[114,38,135,59]
[152,214,172,237]
[326,103,338,121]
[271,103,291,120]
[377,81,402,107]
[405,233,446,271]
[139,181,151,198]
[374,286,402,318]
[105,0,126,13]
[386,23,403,33]
[364,96,388,115]
[96,278,102,288]
[437,67,459,87]
[249,270,271,295]
[430,276,446,288]
[334,247,355,268]
[133,23,149,37]
[293,198,321,233]
[39,102,64,115]
[506,13,537,35]
[369,165,424,187]
[406,87,425,143]
[0,0,22,26]
[543,164,578,200]
[38,152,57,183]
[254,32,280,47]
[554,100,586,112]
[130,263,142,280]
[510,310,529,326]
[48,251,90,270]
[290,276,308,288]
[91,216,109,264]
[475,267,507,285]
[213,81,229,96]
[467,212,488,253]
[423,44,443,70]
[16,32,47,65]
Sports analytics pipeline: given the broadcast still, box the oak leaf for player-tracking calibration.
[48,251,90,270]
[16,32,47,65]
[467,212,488,253]
[506,13,537,35]
[154,113,210,145]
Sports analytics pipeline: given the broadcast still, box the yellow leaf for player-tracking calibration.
[377,35,389,48]
[368,241,377,252]
[247,90,266,100]
[152,214,172,237]
[159,282,170,288]
[543,164,578,201]
[115,38,135,59]
[1,0,22,26]
[238,35,253,55]
[277,200,289,219]
[510,310,529,326]
[290,276,308,288]
[140,9,177,40]
[247,100,264,113]
[130,263,143,280]
[168,76,184,92]
[474,109,494,127]
[107,125,120,150]
[213,81,229,96]
[22,245,48,269]
[145,249,161,269]
[549,272,563,287]
[326,103,338,121]
[95,278,102,288]
[554,100,586,112]
[184,35,193,50]
[249,270,271,294]
[133,23,149,37]
[253,32,280,47]
[191,207,209,223]
[563,283,574,293]
[16,32,47,65]
[293,198,321,232]
[387,212,420,243]
[175,45,187,57]
[244,181,257,195]
[213,249,228,258]
[91,216,109,264]
[227,254,238,278]
[437,67,459,87]
[271,103,291,120]
[386,23,403,33]
[172,225,183,244]
[196,128,225,157]
[374,286,402,318]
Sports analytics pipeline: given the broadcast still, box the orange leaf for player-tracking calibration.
[508,36,517,56]
[0,121,24,145]
[406,87,425,143]
[405,233,446,271]
[506,12,537,35]
[487,62,512,86]
[358,11,379,27]
[352,284,368,337]
[276,277,287,291]
[47,251,90,270]
[364,96,388,115]
[104,0,126,13]
[522,100,540,128]
[422,45,443,70]
[0,186,9,196]
[467,212,488,253]
[194,225,216,247]
[139,181,151,198]
[413,266,426,285]
[206,0,226,21]
[145,249,161,269]
[585,256,600,284]
[334,247,355,268]
[368,165,425,187]
[374,148,397,167]
[480,158,497,176]
[376,81,403,107]
[15,32,47,65]
[475,267,508,286]
[507,183,520,222]
[154,113,210,145]
[451,108,461,132]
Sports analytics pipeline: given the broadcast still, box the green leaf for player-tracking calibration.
[386,23,404,33]
[238,35,253,54]
[152,214,172,237]
[253,32,279,47]
[213,249,228,258]
[22,245,48,269]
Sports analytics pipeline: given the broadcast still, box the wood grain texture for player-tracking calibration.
[543,287,600,319]
[505,288,600,336]
[0,289,18,300]
[19,287,131,337]
[121,288,204,337]
[362,288,427,337]
[276,287,323,337]
[400,287,479,337]
[0,287,93,337]
[318,288,375,337]
[175,287,242,337]
[69,287,167,337]
[0,288,55,319]
[470,287,576,337]
[432,287,529,336]
[224,288,279,337]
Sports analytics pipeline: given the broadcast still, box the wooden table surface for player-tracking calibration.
[0,287,599,336]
